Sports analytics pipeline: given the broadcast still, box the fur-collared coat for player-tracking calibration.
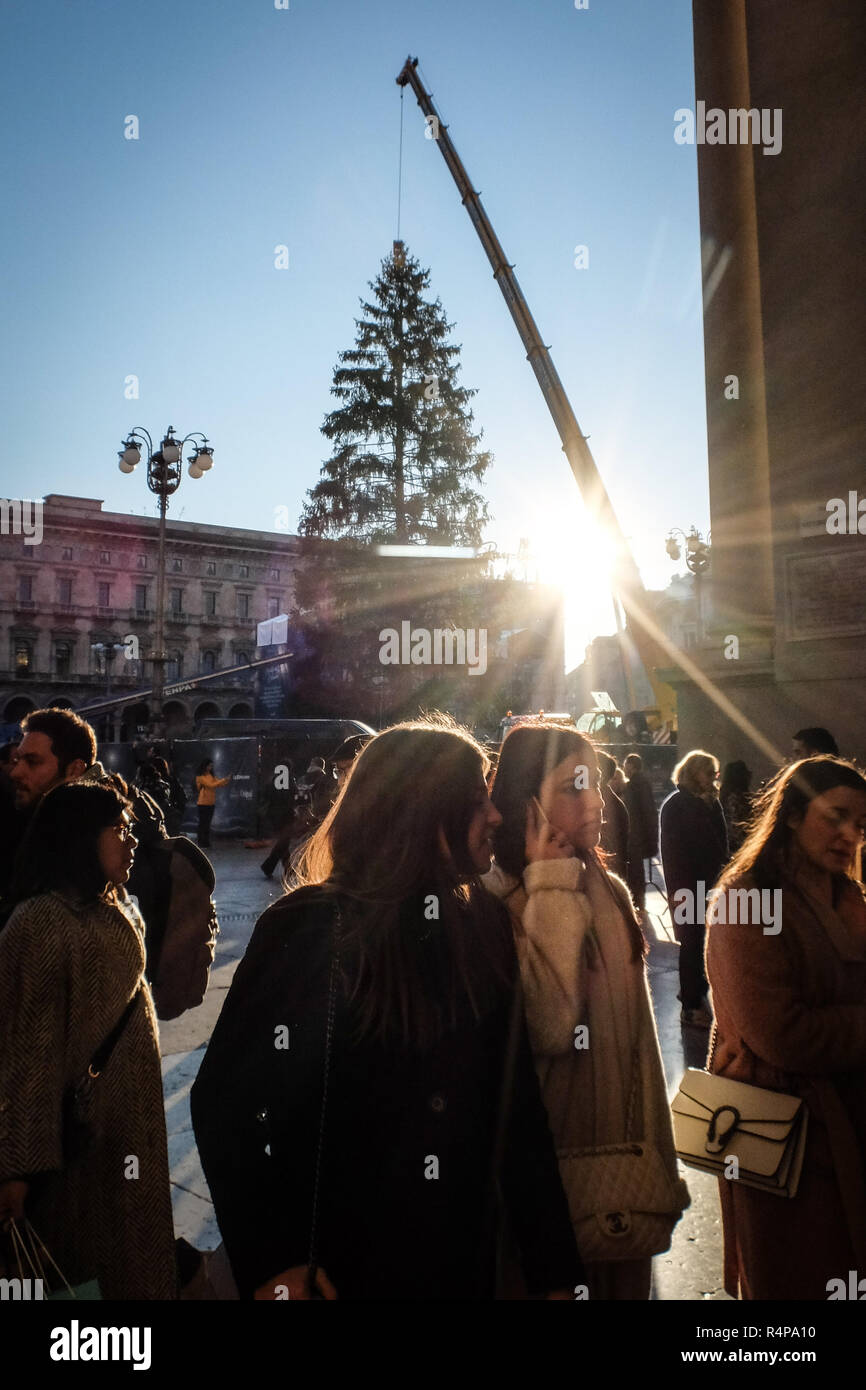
[707,868,866,1300]
[0,891,176,1299]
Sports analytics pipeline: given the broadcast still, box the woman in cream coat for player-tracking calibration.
[485,724,688,1299]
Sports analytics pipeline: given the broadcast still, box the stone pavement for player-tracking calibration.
[159,842,730,1300]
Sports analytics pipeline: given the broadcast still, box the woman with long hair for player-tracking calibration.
[0,782,176,1299]
[191,715,581,1301]
[706,755,866,1300]
[485,724,688,1300]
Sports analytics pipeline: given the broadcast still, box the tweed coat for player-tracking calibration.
[191,888,582,1301]
[706,868,866,1300]
[0,891,176,1299]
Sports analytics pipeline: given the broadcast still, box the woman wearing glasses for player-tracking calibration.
[0,782,176,1299]
[659,750,728,1028]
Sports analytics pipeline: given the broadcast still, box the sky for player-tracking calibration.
[0,0,707,670]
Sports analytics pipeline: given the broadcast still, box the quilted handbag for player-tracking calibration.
[558,1045,688,1261]
[558,1140,686,1261]
[672,1068,808,1197]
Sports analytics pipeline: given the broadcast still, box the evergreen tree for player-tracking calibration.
[299,244,491,546]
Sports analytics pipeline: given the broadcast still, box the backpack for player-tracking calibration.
[148,836,220,1020]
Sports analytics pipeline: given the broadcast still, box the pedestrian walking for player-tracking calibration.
[0,782,176,1299]
[485,724,689,1299]
[622,753,658,914]
[195,758,231,848]
[706,755,866,1300]
[192,715,582,1301]
[660,750,728,1028]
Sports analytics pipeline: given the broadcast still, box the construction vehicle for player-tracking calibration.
[396,57,677,736]
[497,709,577,746]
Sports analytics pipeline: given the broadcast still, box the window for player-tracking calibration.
[239,565,249,578]
[137,553,147,568]
[18,576,32,601]
[267,596,280,619]
[170,588,183,613]
[237,592,250,619]
[204,591,217,616]
[62,547,73,561]
[167,651,182,682]
[206,561,216,576]
[236,651,250,667]
[15,642,31,676]
[201,650,216,674]
[99,550,110,565]
[172,557,183,572]
[98,582,111,607]
[134,584,147,611]
[58,578,72,604]
[270,568,280,580]
[55,642,72,678]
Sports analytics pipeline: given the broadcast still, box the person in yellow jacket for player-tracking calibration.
[195,758,232,849]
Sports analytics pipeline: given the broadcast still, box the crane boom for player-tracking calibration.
[396,56,675,723]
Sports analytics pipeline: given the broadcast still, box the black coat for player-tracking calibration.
[191,889,582,1301]
[659,788,729,903]
[623,770,659,860]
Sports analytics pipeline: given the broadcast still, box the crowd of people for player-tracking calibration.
[0,707,863,1304]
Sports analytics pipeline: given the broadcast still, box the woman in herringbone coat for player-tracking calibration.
[0,782,177,1299]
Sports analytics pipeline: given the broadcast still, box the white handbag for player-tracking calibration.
[672,1067,808,1198]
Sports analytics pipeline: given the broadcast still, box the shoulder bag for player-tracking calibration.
[671,1026,808,1198]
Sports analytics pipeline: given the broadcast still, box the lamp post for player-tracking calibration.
[117,426,214,731]
[91,641,127,696]
[664,527,711,641]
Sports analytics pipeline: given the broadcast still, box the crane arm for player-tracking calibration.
[396,56,675,718]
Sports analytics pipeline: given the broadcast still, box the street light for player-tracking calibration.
[90,641,127,696]
[664,526,712,640]
[116,425,215,730]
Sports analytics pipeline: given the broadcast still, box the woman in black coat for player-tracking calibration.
[659,749,728,1027]
[191,715,582,1301]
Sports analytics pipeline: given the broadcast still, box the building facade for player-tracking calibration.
[0,494,304,740]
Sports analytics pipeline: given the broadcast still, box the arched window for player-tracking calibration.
[201,650,216,674]
[167,651,183,682]
[15,642,32,677]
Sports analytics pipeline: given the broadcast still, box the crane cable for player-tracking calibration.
[396,84,405,242]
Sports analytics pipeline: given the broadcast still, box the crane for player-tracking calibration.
[396,56,676,733]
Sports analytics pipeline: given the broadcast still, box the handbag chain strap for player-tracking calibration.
[305,900,341,1293]
[9,1219,76,1296]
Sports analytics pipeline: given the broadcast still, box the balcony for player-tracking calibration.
[165,610,190,625]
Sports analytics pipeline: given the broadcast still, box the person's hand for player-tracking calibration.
[0,1179,29,1229]
[525,801,574,864]
[254,1264,338,1300]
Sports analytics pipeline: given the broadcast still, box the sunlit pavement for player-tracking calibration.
[160,843,730,1299]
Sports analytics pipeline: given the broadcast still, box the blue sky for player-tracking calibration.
[0,0,706,667]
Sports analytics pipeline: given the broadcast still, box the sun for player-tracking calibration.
[530,505,620,671]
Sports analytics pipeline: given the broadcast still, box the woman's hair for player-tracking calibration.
[719,760,751,802]
[490,723,644,961]
[718,756,866,893]
[672,749,718,794]
[196,758,213,774]
[294,713,512,1050]
[8,781,131,908]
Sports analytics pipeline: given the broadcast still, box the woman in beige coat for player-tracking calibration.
[0,782,177,1299]
[485,725,688,1299]
[707,755,866,1300]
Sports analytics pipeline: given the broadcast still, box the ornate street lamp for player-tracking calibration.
[664,526,712,641]
[117,426,215,728]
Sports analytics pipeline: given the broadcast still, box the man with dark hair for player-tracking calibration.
[792,727,839,758]
[622,752,659,914]
[10,708,97,809]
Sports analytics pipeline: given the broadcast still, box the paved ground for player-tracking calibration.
[159,842,730,1299]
